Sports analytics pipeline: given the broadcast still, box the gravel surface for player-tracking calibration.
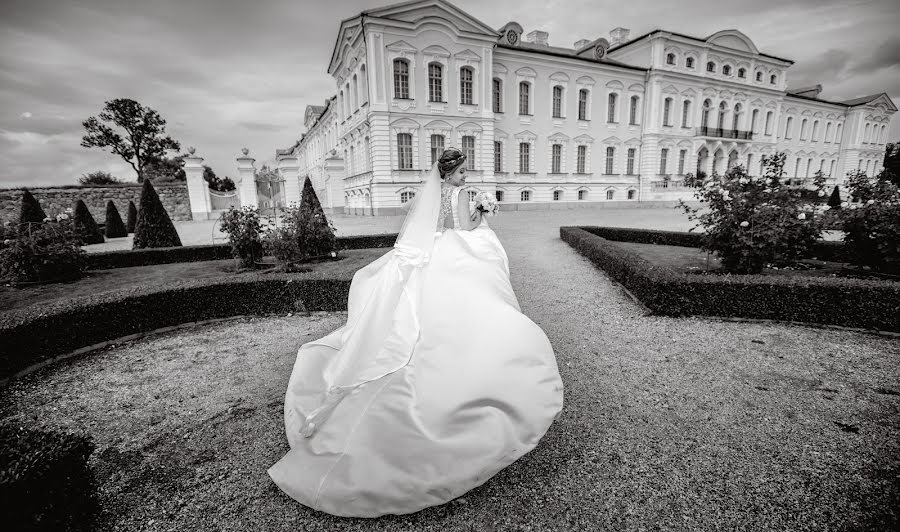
[2,209,897,531]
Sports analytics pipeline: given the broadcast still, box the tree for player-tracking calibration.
[294,177,336,260]
[133,179,182,248]
[126,200,138,233]
[827,186,842,209]
[18,189,47,226]
[143,153,187,182]
[80,98,181,183]
[883,143,900,185]
[72,199,104,245]
[78,171,121,185]
[104,200,127,238]
[203,165,236,192]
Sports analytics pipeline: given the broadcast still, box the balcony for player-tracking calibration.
[695,127,754,141]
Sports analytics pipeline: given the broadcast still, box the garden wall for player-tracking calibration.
[0,183,191,224]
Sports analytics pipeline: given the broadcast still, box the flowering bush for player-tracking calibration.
[0,213,86,283]
[677,152,826,274]
[219,205,266,268]
[839,170,900,274]
[264,179,337,267]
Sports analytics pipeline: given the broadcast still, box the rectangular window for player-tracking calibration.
[521,190,531,201]
[493,141,502,172]
[765,112,773,136]
[460,68,473,105]
[492,79,501,112]
[428,63,442,102]
[430,134,444,166]
[746,154,753,176]
[553,190,561,201]
[629,96,639,125]
[678,149,686,175]
[552,86,563,118]
[578,189,586,200]
[462,135,475,170]
[393,59,409,99]
[663,99,672,127]
[551,144,562,173]
[397,133,413,169]
[576,145,586,173]
[578,90,588,120]
[607,93,617,123]
[605,147,615,174]
[660,148,668,175]
[682,101,690,127]
[519,83,530,115]
[495,190,504,202]
[519,142,530,173]
[627,148,635,175]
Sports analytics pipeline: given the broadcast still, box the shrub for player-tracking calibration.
[78,170,120,185]
[295,177,336,260]
[133,179,182,248]
[219,206,266,268]
[126,200,137,233]
[0,423,97,531]
[0,217,86,284]
[839,170,900,274]
[104,200,127,238]
[18,189,47,226]
[827,186,842,209]
[72,200,104,245]
[677,152,826,274]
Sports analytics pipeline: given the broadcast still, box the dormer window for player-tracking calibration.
[666,53,676,65]
[722,65,731,76]
[738,68,746,79]
[706,61,715,73]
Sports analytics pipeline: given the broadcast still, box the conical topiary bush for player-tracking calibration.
[126,200,138,233]
[73,199,104,245]
[104,200,127,238]
[295,177,335,260]
[133,179,182,248]
[18,189,47,226]
[827,185,842,209]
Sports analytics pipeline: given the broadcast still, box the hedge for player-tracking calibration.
[0,423,97,531]
[0,275,352,382]
[83,233,399,270]
[561,226,900,332]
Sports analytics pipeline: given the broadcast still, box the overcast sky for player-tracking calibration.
[1,0,898,187]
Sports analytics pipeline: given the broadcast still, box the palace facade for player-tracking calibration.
[273,0,896,215]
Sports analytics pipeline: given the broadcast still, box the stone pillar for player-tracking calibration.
[183,147,210,220]
[323,156,345,215]
[277,154,302,207]
[236,147,258,208]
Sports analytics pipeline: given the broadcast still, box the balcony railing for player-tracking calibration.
[695,127,753,140]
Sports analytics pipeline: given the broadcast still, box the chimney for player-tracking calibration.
[574,39,591,50]
[526,30,549,46]
[609,27,630,47]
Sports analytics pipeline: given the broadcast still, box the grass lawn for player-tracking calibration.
[614,241,885,279]
[0,248,389,314]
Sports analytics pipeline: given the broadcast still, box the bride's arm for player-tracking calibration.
[455,188,483,231]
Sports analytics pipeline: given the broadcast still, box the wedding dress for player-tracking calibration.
[267,162,564,518]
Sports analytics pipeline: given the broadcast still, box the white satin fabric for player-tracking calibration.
[268,198,565,518]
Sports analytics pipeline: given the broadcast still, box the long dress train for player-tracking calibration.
[267,184,564,518]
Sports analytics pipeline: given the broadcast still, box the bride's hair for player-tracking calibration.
[438,147,467,179]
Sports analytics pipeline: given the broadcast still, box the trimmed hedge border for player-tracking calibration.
[83,233,399,270]
[0,274,353,383]
[561,226,900,333]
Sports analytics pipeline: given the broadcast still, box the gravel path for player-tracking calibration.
[2,210,897,531]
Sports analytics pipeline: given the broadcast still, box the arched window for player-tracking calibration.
[579,189,588,200]
[738,68,746,79]
[770,74,777,84]
[811,120,819,141]
[824,122,832,142]
[707,61,716,73]
[881,125,887,144]
[717,101,727,130]
[492,78,502,112]
[552,85,564,118]
[553,190,562,201]
[352,74,359,108]
[428,63,443,102]
[629,95,639,125]
[732,103,742,130]
[338,90,344,120]
[520,190,531,202]
[627,189,636,200]
[829,160,835,176]
[359,64,368,105]
[606,189,615,200]
[666,53,676,65]
[578,89,589,120]
[806,158,813,177]
[345,83,351,116]
[518,82,530,115]
[800,118,808,140]
[746,154,754,175]
[660,148,669,174]
[686,57,695,69]
[701,99,711,128]
[495,190,504,202]
[835,123,843,143]
[400,191,415,203]
[460,67,474,105]
[722,65,732,76]
[663,97,673,126]
[607,93,618,123]
[396,133,413,169]
[794,157,801,177]
[682,100,691,127]
[785,116,793,139]
[755,71,763,82]
[393,59,409,99]
[765,111,773,135]
[864,123,871,143]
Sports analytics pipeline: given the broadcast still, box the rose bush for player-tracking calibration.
[0,212,86,283]
[219,205,266,268]
[838,169,900,274]
[677,152,826,274]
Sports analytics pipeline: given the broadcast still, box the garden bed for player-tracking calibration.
[561,226,900,333]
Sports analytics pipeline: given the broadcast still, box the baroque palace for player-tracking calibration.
[271,0,896,215]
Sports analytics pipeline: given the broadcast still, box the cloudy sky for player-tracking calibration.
[1,0,898,187]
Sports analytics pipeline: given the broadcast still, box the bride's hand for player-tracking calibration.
[470,209,483,223]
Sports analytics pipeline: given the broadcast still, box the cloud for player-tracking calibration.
[850,36,900,74]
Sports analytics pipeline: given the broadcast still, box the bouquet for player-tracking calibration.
[473,191,500,217]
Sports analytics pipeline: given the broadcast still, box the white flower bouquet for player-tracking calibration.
[473,191,500,216]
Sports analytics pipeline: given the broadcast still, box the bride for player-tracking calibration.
[268,147,564,518]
